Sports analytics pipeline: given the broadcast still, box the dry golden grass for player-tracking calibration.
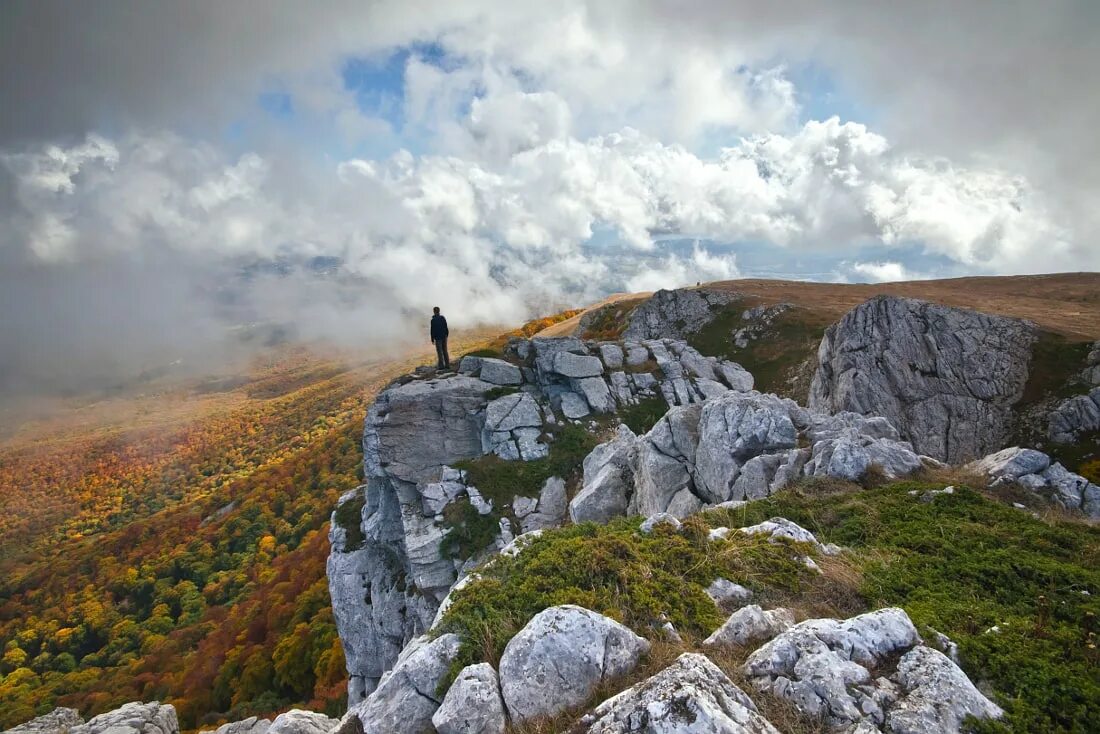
[542,273,1100,343]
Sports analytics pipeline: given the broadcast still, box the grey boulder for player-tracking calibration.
[499,605,650,723]
[703,605,795,648]
[887,646,1003,734]
[344,633,462,734]
[478,358,523,386]
[432,663,507,734]
[554,351,605,378]
[204,717,271,734]
[267,711,337,734]
[578,653,780,733]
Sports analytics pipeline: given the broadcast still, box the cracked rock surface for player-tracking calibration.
[498,605,650,723]
[809,296,1035,463]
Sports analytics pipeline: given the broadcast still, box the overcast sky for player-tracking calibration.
[1,1,1098,394]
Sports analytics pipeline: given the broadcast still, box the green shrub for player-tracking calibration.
[454,424,598,507]
[688,305,828,398]
[464,348,504,359]
[332,493,366,551]
[436,517,819,681]
[618,396,669,435]
[483,386,519,401]
[708,480,1100,733]
[440,501,502,559]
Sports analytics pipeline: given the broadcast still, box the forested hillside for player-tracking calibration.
[0,312,581,730]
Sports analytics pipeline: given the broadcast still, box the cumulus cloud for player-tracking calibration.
[1,0,1097,398]
[849,261,918,283]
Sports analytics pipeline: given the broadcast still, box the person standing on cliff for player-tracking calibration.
[430,306,451,370]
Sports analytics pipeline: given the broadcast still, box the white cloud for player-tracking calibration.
[849,261,914,283]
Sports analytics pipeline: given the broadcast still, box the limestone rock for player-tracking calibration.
[561,390,592,419]
[267,711,337,734]
[575,376,616,413]
[498,605,650,723]
[205,717,271,734]
[640,512,682,534]
[431,663,507,734]
[363,374,493,484]
[344,633,461,734]
[69,703,178,734]
[966,447,1100,518]
[4,708,83,734]
[571,426,636,523]
[965,446,1051,480]
[744,608,924,728]
[623,288,730,341]
[479,358,523,386]
[704,605,795,648]
[706,578,753,611]
[484,392,541,434]
[809,296,1036,463]
[718,361,755,391]
[1048,387,1100,444]
[579,653,780,733]
[554,351,605,378]
[520,476,567,533]
[599,343,625,369]
[695,393,800,503]
[887,646,1003,733]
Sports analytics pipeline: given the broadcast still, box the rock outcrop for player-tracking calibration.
[343,633,461,734]
[498,605,650,723]
[1048,386,1100,444]
[571,391,924,523]
[329,336,755,700]
[4,709,83,734]
[809,296,1036,463]
[578,653,780,733]
[744,608,1001,731]
[69,703,178,734]
[621,288,730,341]
[966,446,1100,518]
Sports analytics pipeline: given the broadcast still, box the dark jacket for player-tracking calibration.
[430,314,449,341]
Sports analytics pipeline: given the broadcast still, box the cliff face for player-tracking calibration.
[809,295,1036,463]
[327,336,756,703]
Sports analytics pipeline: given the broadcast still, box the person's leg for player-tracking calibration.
[442,337,451,368]
[435,340,445,368]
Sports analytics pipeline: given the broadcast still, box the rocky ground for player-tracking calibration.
[9,282,1100,734]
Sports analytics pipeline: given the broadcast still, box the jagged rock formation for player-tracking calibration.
[571,390,925,523]
[328,335,757,701]
[578,653,781,733]
[809,296,1036,463]
[966,446,1100,518]
[4,703,181,734]
[744,608,1002,732]
[1048,386,1100,444]
[3,708,83,734]
[621,288,730,341]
